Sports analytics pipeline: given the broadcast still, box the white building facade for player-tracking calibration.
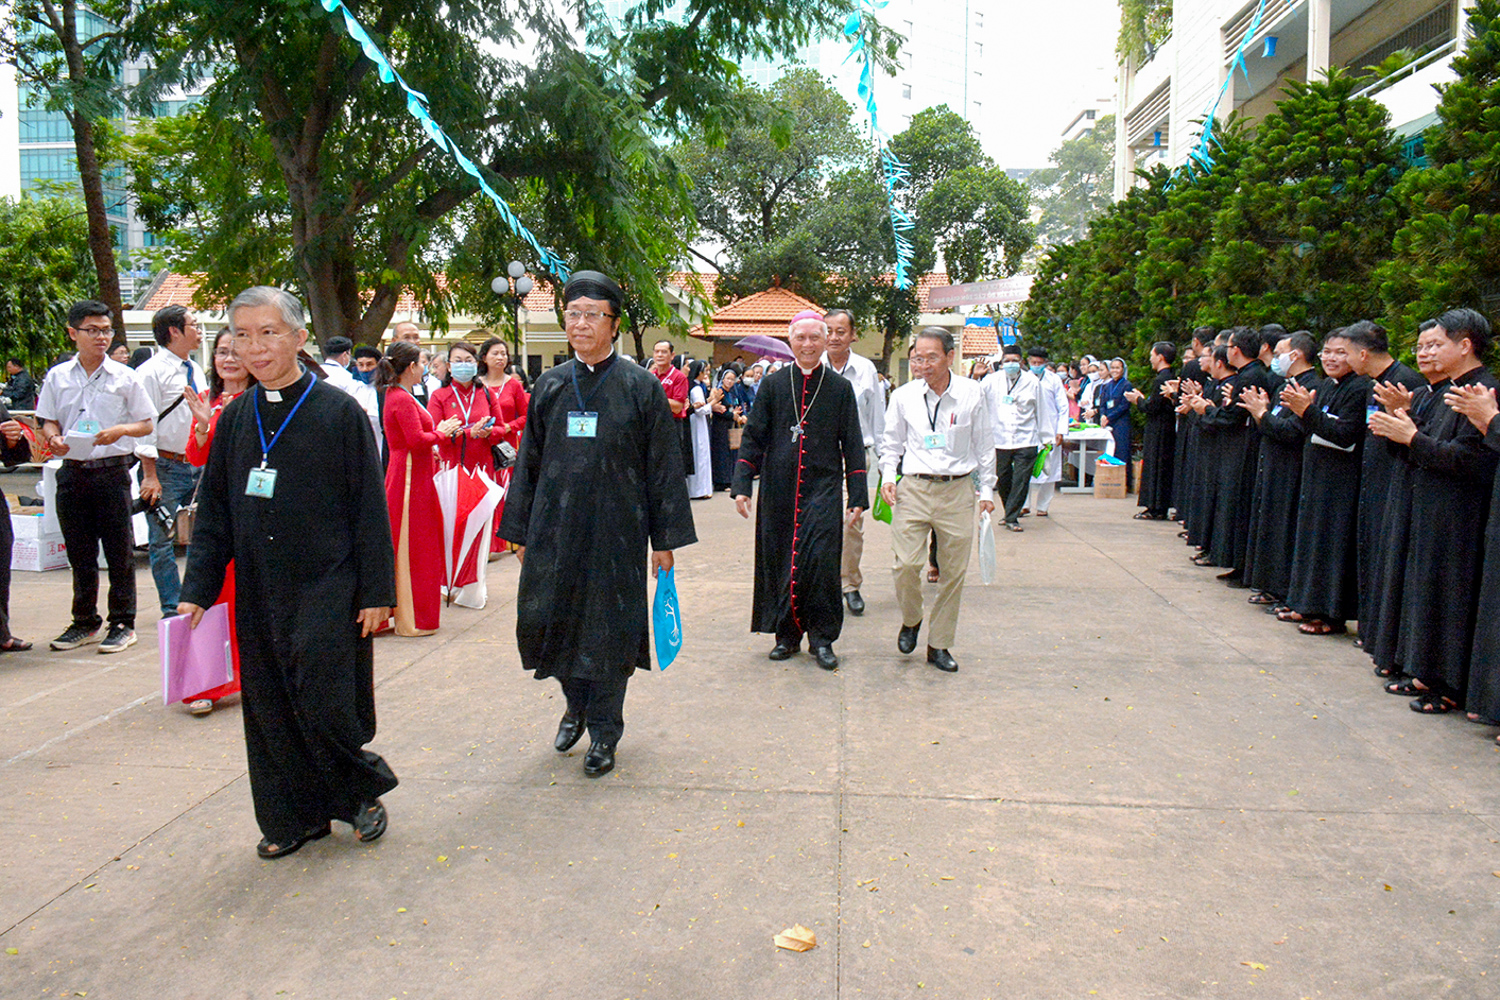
[1115,0,1467,199]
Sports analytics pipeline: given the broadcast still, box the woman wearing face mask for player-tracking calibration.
[427,342,506,604]
[1078,356,1103,421]
[1097,357,1136,491]
[428,342,504,473]
[477,336,529,554]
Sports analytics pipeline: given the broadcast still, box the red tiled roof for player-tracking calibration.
[961,327,999,357]
[915,272,950,312]
[139,272,223,312]
[689,286,823,340]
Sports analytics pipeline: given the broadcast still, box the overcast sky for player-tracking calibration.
[973,0,1120,169]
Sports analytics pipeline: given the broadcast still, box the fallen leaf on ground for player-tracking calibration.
[1384,884,1393,891]
[774,924,817,952]
[1242,961,1267,970]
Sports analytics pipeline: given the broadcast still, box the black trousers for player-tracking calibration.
[995,447,1039,525]
[0,510,13,642]
[560,672,629,747]
[776,611,836,651]
[55,463,136,630]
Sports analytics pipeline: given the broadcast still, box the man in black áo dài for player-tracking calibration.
[179,287,397,859]
[733,311,868,671]
[499,271,696,777]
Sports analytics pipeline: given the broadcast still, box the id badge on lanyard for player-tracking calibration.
[922,432,948,450]
[567,412,599,438]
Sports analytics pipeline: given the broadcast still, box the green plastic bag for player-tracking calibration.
[1032,444,1054,479]
[872,474,898,523]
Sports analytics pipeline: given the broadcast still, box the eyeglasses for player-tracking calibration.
[74,324,112,335]
[231,329,296,346]
[563,309,616,325]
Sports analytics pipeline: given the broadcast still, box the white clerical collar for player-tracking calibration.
[797,362,819,375]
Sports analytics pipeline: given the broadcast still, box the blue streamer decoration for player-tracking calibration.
[1173,0,1270,187]
[313,0,570,280]
[844,2,915,290]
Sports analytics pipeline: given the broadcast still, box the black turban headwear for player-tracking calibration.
[562,270,624,314]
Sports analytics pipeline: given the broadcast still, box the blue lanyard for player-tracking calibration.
[572,357,615,412]
[253,377,317,467]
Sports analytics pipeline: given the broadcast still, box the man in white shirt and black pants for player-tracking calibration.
[134,305,208,618]
[880,328,995,672]
[981,343,1042,532]
[37,302,156,653]
[824,309,884,616]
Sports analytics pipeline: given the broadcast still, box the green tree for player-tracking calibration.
[1204,71,1406,331]
[1029,114,1116,247]
[1377,0,1500,349]
[128,0,855,346]
[888,106,1034,285]
[1073,166,1170,361]
[1117,0,1172,65]
[1133,119,1249,350]
[2,0,131,340]
[0,197,98,369]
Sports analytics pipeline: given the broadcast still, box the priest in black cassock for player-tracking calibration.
[1344,320,1426,658]
[1239,330,1318,608]
[1128,340,1176,520]
[1279,329,1372,635]
[732,311,868,671]
[1446,376,1500,725]
[179,286,397,860]
[1171,328,1214,522]
[1201,327,1275,581]
[1371,309,1500,713]
[498,271,696,778]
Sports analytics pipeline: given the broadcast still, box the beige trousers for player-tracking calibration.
[890,476,975,649]
[841,445,877,592]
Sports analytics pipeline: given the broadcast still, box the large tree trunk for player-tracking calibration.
[57,0,125,340]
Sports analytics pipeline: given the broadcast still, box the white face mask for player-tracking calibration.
[450,360,478,383]
[1271,353,1292,376]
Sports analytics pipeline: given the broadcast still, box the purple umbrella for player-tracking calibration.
[734,335,794,361]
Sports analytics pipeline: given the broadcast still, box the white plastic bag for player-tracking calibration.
[977,510,996,585]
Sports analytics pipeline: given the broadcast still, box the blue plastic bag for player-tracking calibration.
[653,566,683,670]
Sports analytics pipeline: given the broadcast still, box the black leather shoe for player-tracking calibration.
[769,642,799,661]
[554,713,584,752]
[898,622,920,655]
[812,645,839,670]
[583,742,615,777]
[927,647,959,672]
[844,590,866,616]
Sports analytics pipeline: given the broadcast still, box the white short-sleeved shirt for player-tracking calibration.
[36,357,156,460]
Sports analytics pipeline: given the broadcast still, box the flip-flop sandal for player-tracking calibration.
[1276,608,1304,622]
[1247,592,1278,605]
[1410,693,1458,714]
[1384,678,1422,696]
[0,637,33,652]
[1298,620,1347,636]
[1465,712,1500,725]
[1373,664,1403,678]
[1177,531,1189,539]
[1036,511,1048,517]
[1191,554,1215,566]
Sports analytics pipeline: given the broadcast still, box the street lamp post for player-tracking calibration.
[490,261,534,367]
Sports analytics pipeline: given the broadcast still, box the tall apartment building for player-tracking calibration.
[0,6,203,300]
[1115,0,1466,198]
[595,1,990,143]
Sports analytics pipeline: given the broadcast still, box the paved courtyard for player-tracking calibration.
[1,489,1497,999]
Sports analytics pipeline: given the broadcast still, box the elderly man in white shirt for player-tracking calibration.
[880,327,995,673]
[823,308,884,616]
[133,305,209,618]
[981,343,1043,531]
[37,302,156,653]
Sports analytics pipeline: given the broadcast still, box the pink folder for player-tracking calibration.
[159,605,234,705]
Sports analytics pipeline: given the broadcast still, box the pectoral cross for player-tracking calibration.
[790,423,804,441]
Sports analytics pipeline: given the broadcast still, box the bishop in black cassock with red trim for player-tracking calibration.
[733,313,868,670]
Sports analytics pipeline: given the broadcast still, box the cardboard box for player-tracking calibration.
[1131,458,1143,495]
[10,511,69,571]
[1093,460,1127,499]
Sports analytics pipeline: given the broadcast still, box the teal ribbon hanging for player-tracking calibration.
[313,0,570,280]
[845,2,914,289]
[1173,0,1270,185]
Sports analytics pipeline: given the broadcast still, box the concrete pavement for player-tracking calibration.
[1,490,1497,999]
